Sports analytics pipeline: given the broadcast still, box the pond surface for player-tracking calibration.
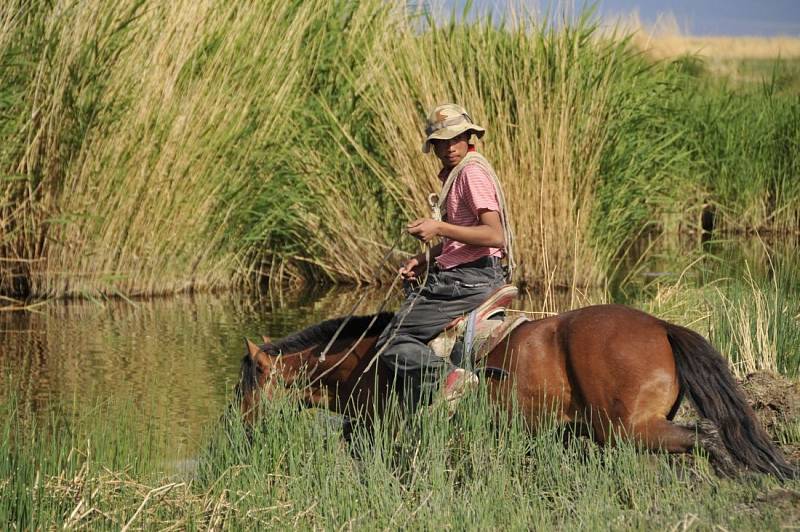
[0,287,407,459]
[1,236,798,460]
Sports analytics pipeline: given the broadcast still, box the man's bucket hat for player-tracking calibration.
[422,103,485,153]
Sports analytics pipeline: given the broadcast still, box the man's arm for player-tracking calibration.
[407,210,504,248]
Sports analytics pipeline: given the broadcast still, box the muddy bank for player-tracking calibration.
[740,371,800,463]
[674,371,800,463]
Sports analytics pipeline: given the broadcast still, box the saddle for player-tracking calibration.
[428,284,529,365]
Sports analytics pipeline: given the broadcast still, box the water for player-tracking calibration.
[0,287,396,459]
[2,237,798,459]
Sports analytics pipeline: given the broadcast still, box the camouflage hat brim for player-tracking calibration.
[421,123,486,153]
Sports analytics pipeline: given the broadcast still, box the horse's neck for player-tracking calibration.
[315,336,379,378]
[313,336,384,400]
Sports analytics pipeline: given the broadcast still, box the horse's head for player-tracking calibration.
[237,338,295,423]
[234,313,396,424]
[236,338,325,424]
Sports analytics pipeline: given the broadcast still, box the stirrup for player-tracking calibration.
[440,368,479,414]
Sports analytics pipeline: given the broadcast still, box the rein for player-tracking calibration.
[259,253,433,411]
[359,246,433,375]
[307,274,401,387]
[318,233,404,362]
[312,236,436,388]
[256,231,432,402]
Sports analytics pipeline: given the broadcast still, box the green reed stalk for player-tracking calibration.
[3,380,797,529]
[1,1,798,297]
[664,68,800,234]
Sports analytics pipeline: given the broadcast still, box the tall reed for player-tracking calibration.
[291,5,696,288]
[669,77,800,233]
[1,0,327,296]
[2,0,798,297]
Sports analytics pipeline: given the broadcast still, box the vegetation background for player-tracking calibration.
[2,0,798,299]
[1,0,799,528]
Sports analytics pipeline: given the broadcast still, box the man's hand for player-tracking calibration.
[399,257,421,280]
[407,218,440,243]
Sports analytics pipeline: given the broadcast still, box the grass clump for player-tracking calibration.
[1,392,174,528]
[3,382,799,529]
[0,0,325,297]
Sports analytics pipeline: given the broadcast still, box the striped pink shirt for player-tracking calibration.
[435,158,503,270]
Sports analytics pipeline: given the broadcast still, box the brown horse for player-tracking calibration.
[237,304,795,478]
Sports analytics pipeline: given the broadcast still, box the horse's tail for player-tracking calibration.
[666,322,795,479]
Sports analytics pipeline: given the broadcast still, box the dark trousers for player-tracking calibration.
[377,258,505,408]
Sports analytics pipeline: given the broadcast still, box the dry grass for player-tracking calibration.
[610,12,800,85]
[611,12,800,60]
[5,0,319,297]
[2,1,798,297]
[3,0,688,296]
[644,35,800,61]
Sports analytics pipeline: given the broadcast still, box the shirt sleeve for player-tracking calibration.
[458,163,500,217]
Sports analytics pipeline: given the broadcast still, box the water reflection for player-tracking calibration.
[1,236,796,456]
[0,287,402,456]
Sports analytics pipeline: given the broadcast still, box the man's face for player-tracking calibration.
[431,133,470,169]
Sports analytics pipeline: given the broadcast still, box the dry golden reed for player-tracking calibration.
[608,11,800,60]
[2,1,798,298]
[4,0,319,297]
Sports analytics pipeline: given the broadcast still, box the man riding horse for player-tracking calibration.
[238,104,795,478]
[375,103,515,411]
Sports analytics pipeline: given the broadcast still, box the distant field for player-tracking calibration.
[613,12,800,59]
[639,35,800,60]
[617,14,800,87]
[642,36,800,89]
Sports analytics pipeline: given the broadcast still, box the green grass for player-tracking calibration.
[2,236,799,528]
[663,71,800,234]
[3,382,798,529]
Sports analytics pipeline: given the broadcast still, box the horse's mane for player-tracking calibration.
[237,312,394,397]
[265,312,395,355]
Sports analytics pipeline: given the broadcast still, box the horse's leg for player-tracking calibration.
[560,306,693,450]
[623,418,695,453]
[595,415,740,477]
[635,418,740,475]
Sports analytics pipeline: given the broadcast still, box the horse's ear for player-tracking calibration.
[245,338,261,360]
[262,335,271,345]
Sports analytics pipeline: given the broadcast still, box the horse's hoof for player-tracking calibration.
[697,418,740,477]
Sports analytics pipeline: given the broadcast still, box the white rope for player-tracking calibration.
[319,234,402,361]
[359,242,434,375]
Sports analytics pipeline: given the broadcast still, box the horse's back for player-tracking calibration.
[557,304,680,429]
[488,304,680,432]
[558,304,671,367]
